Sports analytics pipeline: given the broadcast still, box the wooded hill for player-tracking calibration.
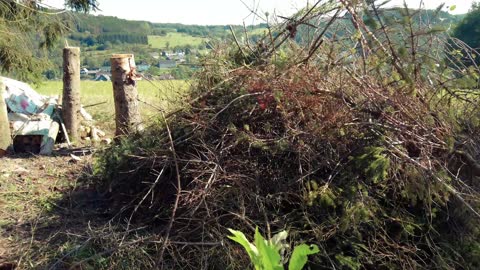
[23,8,469,81]
[66,13,268,47]
[66,8,464,47]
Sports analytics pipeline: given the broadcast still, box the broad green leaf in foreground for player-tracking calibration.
[288,244,320,270]
[254,228,283,270]
[227,229,258,262]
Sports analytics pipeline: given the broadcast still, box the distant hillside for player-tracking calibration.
[148,33,207,50]
[65,8,464,49]
[66,13,267,47]
[39,9,465,81]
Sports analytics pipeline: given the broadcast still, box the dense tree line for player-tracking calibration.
[449,2,480,69]
[72,13,153,35]
[453,2,480,49]
[71,14,268,40]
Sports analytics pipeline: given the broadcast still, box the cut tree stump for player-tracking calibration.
[62,47,81,142]
[0,81,11,155]
[110,54,143,136]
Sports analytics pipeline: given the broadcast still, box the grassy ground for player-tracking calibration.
[0,154,97,269]
[0,153,154,269]
[35,80,189,135]
[148,33,207,49]
[0,79,190,269]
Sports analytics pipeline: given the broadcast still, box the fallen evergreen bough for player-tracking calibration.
[94,1,480,269]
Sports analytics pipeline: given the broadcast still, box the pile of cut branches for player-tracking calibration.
[94,1,480,269]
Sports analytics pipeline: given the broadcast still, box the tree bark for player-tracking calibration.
[110,54,143,136]
[0,81,11,155]
[62,47,81,142]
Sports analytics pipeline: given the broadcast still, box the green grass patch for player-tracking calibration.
[247,27,268,36]
[35,80,189,133]
[148,33,207,49]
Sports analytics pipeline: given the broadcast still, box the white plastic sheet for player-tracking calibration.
[1,76,58,154]
[1,76,56,115]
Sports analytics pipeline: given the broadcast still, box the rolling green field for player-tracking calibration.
[248,27,268,36]
[36,80,189,134]
[148,33,208,49]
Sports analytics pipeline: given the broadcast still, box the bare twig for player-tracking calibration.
[155,112,182,269]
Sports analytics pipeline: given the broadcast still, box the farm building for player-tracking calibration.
[95,74,111,81]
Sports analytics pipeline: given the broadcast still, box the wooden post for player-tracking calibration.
[110,54,143,136]
[0,81,11,155]
[62,47,81,142]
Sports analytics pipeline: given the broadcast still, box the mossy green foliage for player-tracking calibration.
[352,146,390,184]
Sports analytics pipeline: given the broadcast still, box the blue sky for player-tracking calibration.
[44,0,476,25]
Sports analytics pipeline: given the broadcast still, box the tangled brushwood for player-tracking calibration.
[95,1,480,269]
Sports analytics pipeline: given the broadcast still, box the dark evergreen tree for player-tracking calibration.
[453,2,480,50]
[0,0,98,81]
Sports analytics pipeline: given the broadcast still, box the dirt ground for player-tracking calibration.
[0,151,108,269]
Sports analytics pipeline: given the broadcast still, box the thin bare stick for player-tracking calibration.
[229,25,247,59]
[155,112,182,269]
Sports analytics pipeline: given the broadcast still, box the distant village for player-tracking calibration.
[80,50,196,81]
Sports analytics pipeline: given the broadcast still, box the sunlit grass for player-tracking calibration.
[148,33,207,49]
[35,80,189,133]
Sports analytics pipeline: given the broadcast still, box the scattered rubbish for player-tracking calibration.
[57,143,70,149]
[2,76,58,155]
[1,76,110,155]
[79,124,106,142]
[58,114,72,147]
[72,148,95,155]
[91,127,100,141]
[69,153,82,163]
[101,138,112,145]
[0,83,9,154]
[80,107,93,121]
[97,129,106,137]
[2,77,56,115]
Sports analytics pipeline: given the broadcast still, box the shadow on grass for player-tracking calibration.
[0,151,154,270]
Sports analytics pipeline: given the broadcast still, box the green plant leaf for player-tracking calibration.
[449,5,456,11]
[254,228,283,270]
[288,244,320,270]
[227,228,258,261]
